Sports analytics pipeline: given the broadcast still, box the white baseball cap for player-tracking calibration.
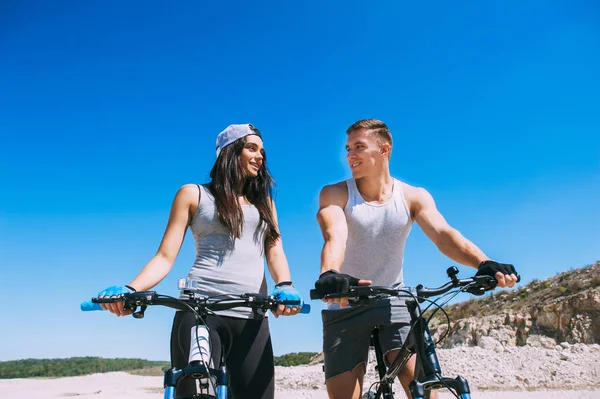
[215,124,260,157]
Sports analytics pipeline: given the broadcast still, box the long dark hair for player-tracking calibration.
[208,128,280,248]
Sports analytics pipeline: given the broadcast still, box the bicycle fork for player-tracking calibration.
[163,324,229,399]
[408,303,471,399]
[412,392,471,399]
[410,376,471,399]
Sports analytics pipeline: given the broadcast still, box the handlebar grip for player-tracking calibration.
[516,273,521,283]
[300,304,311,314]
[80,300,103,311]
[310,289,322,300]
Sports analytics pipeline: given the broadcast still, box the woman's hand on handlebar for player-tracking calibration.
[96,285,136,316]
[270,283,304,318]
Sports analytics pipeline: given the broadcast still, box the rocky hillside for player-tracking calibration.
[310,261,600,366]
[429,261,600,348]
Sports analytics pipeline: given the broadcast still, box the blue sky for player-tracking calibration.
[1,1,599,361]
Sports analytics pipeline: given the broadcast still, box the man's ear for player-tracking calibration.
[381,143,392,158]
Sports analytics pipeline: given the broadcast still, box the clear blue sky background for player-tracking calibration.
[1,1,599,362]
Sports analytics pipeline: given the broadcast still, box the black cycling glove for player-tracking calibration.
[475,260,519,281]
[314,270,361,298]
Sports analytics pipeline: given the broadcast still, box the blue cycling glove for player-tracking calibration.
[99,285,135,297]
[271,281,303,308]
[80,285,135,311]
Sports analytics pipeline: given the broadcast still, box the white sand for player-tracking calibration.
[1,372,599,399]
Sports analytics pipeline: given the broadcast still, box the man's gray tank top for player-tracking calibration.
[326,178,413,317]
[342,178,413,285]
[181,184,268,319]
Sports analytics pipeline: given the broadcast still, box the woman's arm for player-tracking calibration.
[129,184,199,290]
[265,200,291,285]
[103,184,199,316]
[265,200,301,317]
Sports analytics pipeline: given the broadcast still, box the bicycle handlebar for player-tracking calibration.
[309,267,516,302]
[81,291,311,315]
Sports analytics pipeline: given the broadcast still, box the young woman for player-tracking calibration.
[93,124,303,399]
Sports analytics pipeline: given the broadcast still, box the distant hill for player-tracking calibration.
[0,357,170,379]
[0,351,320,379]
[429,260,600,348]
[273,352,319,367]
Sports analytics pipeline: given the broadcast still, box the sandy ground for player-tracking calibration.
[1,372,599,399]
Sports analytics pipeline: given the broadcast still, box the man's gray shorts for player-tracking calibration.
[321,299,411,381]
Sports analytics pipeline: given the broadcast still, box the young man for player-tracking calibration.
[313,119,519,399]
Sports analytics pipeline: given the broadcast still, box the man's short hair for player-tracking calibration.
[346,119,393,157]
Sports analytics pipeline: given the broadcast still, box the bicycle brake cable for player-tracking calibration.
[367,380,380,397]
[420,284,478,346]
[427,284,480,398]
[422,282,479,322]
[156,294,218,395]
[416,298,452,346]
[435,370,460,399]
[205,309,234,361]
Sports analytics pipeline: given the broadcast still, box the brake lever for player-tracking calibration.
[467,275,497,296]
[132,304,146,319]
[125,292,157,319]
[320,292,351,300]
[349,294,387,306]
[473,275,497,288]
[465,286,486,296]
[318,286,393,302]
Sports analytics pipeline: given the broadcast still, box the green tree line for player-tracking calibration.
[273,352,318,367]
[1,353,318,378]
[0,357,169,379]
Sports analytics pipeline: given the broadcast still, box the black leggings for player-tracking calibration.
[170,311,275,399]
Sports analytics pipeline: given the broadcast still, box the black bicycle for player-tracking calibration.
[82,279,310,399]
[311,267,513,399]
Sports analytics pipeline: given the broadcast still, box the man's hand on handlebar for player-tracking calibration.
[476,260,520,288]
[314,270,372,309]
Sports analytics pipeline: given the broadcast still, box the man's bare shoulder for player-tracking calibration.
[321,181,348,195]
[401,182,429,199]
[319,181,348,209]
[400,182,434,217]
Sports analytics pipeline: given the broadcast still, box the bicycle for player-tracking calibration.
[311,267,517,399]
[81,278,310,399]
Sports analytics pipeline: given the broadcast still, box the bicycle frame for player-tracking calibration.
[367,299,472,399]
[312,268,517,399]
[163,323,228,399]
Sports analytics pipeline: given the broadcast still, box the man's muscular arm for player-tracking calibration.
[315,183,371,307]
[316,183,348,275]
[407,185,518,288]
[411,186,488,268]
